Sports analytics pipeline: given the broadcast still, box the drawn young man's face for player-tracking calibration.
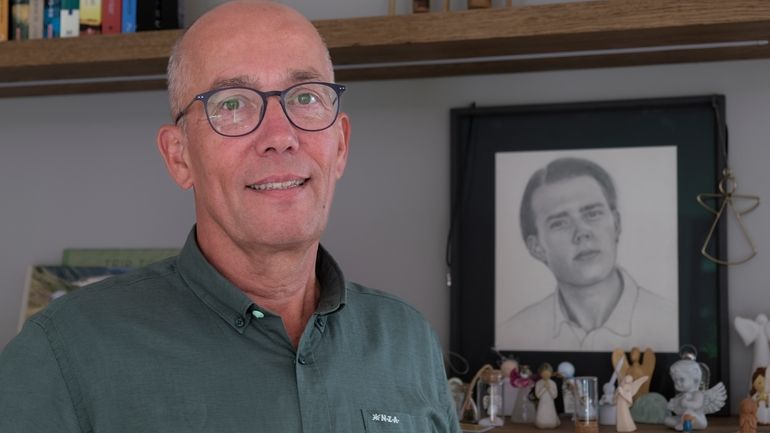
[526,175,621,288]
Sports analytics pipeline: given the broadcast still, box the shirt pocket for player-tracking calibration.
[361,408,434,433]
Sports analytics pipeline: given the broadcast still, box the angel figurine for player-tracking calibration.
[615,375,648,432]
[735,314,770,378]
[534,363,560,429]
[612,347,655,398]
[664,359,727,430]
[749,366,770,424]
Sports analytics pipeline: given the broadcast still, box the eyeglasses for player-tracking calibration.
[174,81,346,137]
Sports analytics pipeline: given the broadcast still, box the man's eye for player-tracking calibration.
[295,92,318,105]
[548,219,569,230]
[222,99,241,111]
[584,209,605,220]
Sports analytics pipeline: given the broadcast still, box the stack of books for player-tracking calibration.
[1,0,178,41]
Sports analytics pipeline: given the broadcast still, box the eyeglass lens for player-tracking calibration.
[205,83,340,136]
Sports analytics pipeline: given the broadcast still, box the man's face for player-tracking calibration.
[167,4,350,253]
[527,175,620,288]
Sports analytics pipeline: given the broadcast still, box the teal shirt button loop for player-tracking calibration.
[252,310,265,319]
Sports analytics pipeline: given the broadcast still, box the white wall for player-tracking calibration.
[1,54,769,415]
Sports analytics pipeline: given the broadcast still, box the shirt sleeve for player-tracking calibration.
[0,321,83,433]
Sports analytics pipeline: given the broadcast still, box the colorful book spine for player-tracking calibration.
[78,0,98,34]
[59,0,77,37]
[0,0,9,42]
[28,0,42,38]
[43,0,60,38]
[11,0,30,40]
[120,0,133,32]
[100,0,119,33]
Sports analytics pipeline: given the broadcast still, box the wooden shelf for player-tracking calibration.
[1,0,770,97]
[476,415,740,433]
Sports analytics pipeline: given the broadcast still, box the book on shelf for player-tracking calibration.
[19,265,129,330]
[100,0,119,33]
[60,0,77,37]
[61,247,179,268]
[11,0,29,40]
[120,0,133,32]
[43,0,59,38]
[28,0,42,38]
[0,0,9,42]
[79,0,99,34]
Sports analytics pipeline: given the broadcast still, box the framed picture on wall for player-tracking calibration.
[448,95,728,410]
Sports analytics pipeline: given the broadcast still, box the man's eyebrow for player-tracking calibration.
[211,76,254,89]
[580,203,607,213]
[545,211,569,223]
[208,70,326,91]
[290,69,325,83]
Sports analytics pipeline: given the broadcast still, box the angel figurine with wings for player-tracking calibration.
[612,347,656,399]
[664,359,727,430]
[615,375,649,432]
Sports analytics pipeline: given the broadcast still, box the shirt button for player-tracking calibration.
[315,317,325,330]
[298,355,307,365]
[234,317,245,327]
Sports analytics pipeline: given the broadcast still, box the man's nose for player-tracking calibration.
[572,219,593,243]
[253,97,298,154]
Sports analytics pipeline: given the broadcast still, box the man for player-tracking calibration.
[0,2,460,432]
[496,157,677,351]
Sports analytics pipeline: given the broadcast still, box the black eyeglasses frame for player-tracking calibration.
[174,81,346,137]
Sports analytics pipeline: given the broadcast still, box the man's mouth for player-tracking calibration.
[247,178,307,191]
[574,249,600,261]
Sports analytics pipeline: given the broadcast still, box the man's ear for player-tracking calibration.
[526,235,548,264]
[157,124,193,190]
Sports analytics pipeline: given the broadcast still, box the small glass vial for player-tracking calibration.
[477,368,505,427]
[573,376,599,433]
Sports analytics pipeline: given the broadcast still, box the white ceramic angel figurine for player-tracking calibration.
[749,367,770,424]
[615,375,648,432]
[664,359,727,431]
[534,363,560,429]
[735,314,770,378]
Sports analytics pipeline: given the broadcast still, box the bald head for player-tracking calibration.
[167,0,333,119]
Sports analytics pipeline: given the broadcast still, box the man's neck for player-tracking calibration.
[197,229,321,348]
[557,268,623,332]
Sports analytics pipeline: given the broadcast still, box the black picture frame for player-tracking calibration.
[449,95,729,413]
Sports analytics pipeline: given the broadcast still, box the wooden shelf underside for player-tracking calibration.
[1,0,769,97]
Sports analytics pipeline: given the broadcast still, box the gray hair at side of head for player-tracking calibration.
[519,156,618,242]
[167,33,190,122]
[669,359,702,381]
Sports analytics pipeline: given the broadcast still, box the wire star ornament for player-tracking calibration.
[696,167,760,266]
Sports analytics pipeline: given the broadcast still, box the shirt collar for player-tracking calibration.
[550,267,639,338]
[176,227,347,333]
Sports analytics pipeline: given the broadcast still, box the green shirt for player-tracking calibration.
[0,230,460,433]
